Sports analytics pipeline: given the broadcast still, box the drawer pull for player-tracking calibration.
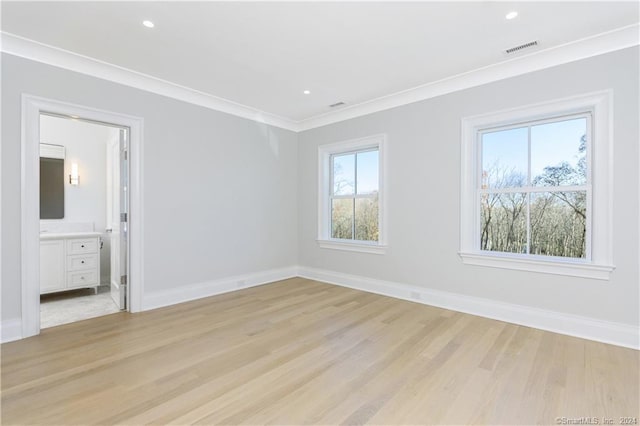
[81,245,85,248]
[81,276,85,280]
[81,260,85,264]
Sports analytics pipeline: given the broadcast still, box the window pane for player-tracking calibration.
[481,127,528,189]
[531,118,587,187]
[331,198,353,239]
[480,193,527,254]
[355,197,378,241]
[356,150,379,195]
[530,191,586,258]
[333,154,355,195]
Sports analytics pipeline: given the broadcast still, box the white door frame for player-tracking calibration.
[21,94,144,339]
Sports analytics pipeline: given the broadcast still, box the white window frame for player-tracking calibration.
[460,91,615,280]
[318,134,387,254]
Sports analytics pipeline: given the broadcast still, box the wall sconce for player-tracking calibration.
[69,163,79,185]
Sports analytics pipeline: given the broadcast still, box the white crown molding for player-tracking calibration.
[297,24,640,131]
[298,266,640,350]
[2,24,638,133]
[0,32,299,132]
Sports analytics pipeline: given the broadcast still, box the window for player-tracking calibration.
[318,134,386,254]
[480,115,589,258]
[460,92,614,279]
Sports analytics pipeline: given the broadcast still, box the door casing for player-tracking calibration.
[21,94,144,339]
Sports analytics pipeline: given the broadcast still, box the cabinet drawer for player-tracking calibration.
[67,270,98,288]
[67,254,98,271]
[67,238,98,255]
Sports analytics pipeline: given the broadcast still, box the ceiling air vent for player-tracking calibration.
[504,40,539,55]
[329,101,346,108]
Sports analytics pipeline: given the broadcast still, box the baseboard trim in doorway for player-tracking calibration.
[297,266,640,350]
[142,266,298,311]
[1,318,23,343]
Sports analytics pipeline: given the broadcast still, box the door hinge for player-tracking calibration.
[120,212,128,222]
[121,275,127,285]
[123,150,128,160]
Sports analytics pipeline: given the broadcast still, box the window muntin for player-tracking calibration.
[478,114,590,260]
[330,148,379,242]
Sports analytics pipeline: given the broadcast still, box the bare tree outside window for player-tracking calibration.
[331,149,379,242]
[480,117,588,258]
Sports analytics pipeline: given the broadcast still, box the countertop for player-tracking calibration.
[39,231,102,240]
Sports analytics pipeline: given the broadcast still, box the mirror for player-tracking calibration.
[40,144,65,219]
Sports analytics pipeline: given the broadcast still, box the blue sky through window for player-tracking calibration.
[356,150,378,194]
[482,117,586,187]
[333,153,355,195]
[333,149,379,195]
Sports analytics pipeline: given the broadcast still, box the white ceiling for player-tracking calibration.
[2,2,638,124]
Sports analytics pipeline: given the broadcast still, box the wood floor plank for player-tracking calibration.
[1,278,637,425]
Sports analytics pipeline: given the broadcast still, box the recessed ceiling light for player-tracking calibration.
[303,90,311,95]
[142,20,155,28]
[505,11,518,20]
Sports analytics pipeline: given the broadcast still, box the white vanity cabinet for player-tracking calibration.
[40,240,65,293]
[40,232,101,294]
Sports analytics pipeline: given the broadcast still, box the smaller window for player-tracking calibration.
[318,135,386,254]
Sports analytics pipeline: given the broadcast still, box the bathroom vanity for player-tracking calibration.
[40,232,101,294]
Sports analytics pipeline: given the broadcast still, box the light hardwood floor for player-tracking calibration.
[2,278,638,425]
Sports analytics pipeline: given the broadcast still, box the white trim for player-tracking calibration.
[317,239,387,255]
[0,48,2,346]
[1,318,23,344]
[21,95,144,340]
[297,24,639,131]
[460,91,614,279]
[21,97,40,339]
[297,266,639,350]
[39,143,65,159]
[1,32,297,132]
[2,25,637,132]
[478,185,588,195]
[317,134,387,251]
[142,266,298,311]
[459,252,614,280]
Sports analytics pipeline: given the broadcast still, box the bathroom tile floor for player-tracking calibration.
[40,286,121,329]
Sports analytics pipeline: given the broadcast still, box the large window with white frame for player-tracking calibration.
[480,114,590,259]
[318,134,386,254]
[460,92,614,280]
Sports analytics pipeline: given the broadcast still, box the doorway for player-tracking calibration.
[38,114,128,328]
[21,95,144,339]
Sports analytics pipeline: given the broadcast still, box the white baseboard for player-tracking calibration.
[6,266,636,350]
[1,318,23,343]
[142,266,298,311]
[297,266,640,350]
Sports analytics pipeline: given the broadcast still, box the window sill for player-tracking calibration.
[317,239,387,255]
[458,252,614,280]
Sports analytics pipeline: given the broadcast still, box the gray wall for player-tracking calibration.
[2,47,638,329]
[2,53,298,322]
[298,47,639,326]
